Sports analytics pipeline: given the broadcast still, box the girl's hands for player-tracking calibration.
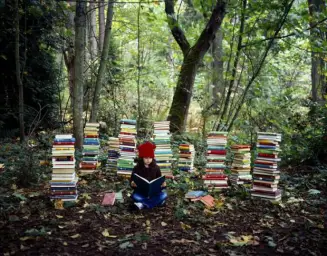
[131,181,137,188]
[161,182,167,188]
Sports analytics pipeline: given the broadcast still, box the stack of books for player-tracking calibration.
[203,131,228,190]
[178,144,195,172]
[251,132,282,201]
[229,145,252,186]
[79,123,100,175]
[106,137,120,172]
[152,121,173,178]
[50,134,78,201]
[117,119,137,177]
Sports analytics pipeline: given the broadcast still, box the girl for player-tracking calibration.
[130,141,167,209]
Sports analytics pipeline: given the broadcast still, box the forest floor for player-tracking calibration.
[0,166,327,256]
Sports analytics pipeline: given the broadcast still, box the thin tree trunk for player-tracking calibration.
[74,0,87,149]
[15,0,25,142]
[227,0,295,130]
[89,0,114,122]
[308,0,326,102]
[219,0,247,123]
[164,0,227,133]
[211,27,224,108]
[88,1,97,60]
[137,1,142,132]
[63,3,75,110]
[98,0,105,54]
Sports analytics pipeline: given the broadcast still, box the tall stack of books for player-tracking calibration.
[251,132,282,201]
[178,144,195,172]
[107,137,120,172]
[79,123,100,175]
[50,134,78,201]
[203,132,228,190]
[117,119,137,177]
[152,121,173,178]
[229,145,252,186]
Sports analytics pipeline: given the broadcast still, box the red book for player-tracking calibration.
[200,195,215,208]
[207,150,226,155]
[231,144,251,149]
[254,160,276,165]
[258,153,277,158]
[53,142,75,145]
[102,193,116,206]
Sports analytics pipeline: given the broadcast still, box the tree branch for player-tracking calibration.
[164,0,190,56]
[241,17,327,48]
[227,0,296,130]
[191,0,227,59]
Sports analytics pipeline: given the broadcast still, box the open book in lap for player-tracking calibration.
[132,173,165,198]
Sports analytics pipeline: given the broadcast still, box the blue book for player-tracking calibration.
[132,173,165,197]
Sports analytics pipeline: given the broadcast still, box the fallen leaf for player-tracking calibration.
[78,210,85,213]
[180,222,191,230]
[171,239,197,244]
[63,242,68,246]
[308,189,320,195]
[13,193,27,201]
[119,241,134,249]
[214,198,224,209]
[20,236,34,241]
[82,193,91,200]
[161,222,167,226]
[54,200,64,210]
[56,215,64,219]
[82,244,89,248]
[58,225,65,229]
[102,229,117,238]
[146,220,150,226]
[70,234,80,239]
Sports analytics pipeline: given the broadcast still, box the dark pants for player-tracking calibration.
[132,191,167,209]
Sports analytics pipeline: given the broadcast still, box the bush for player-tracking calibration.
[0,141,49,187]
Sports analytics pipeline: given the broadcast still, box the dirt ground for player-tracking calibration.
[0,167,326,256]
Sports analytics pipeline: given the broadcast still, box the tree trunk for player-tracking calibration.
[89,0,114,122]
[308,0,326,102]
[219,0,247,123]
[164,0,227,133]
[74,0,86,149]
[15,0,25,142]
[63,3,75,110]
[168,53,200,132]
[88,1,97,60]
[211,27,224,108]
[98,0,105,54]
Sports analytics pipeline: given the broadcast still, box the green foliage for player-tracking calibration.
[0,141,49,187]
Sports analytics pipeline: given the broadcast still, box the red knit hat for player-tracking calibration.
[138,141,156,158]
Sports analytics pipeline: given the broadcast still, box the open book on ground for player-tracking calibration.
[132,173,165,197]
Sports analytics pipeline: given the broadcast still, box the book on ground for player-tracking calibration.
[102,192,116,206]
[132,173,165,197]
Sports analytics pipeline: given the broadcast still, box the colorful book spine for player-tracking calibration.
[107,137,120,172]
[203,131,229,191]
[178,143,195,172]
[251,132,282,201]
[152,121,174,178]
[229,144,252,186]
[79,123,100,175]
[117,119,137,177]
[50,134,78,201]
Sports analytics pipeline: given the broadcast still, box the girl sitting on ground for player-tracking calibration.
[130,141,167,209]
